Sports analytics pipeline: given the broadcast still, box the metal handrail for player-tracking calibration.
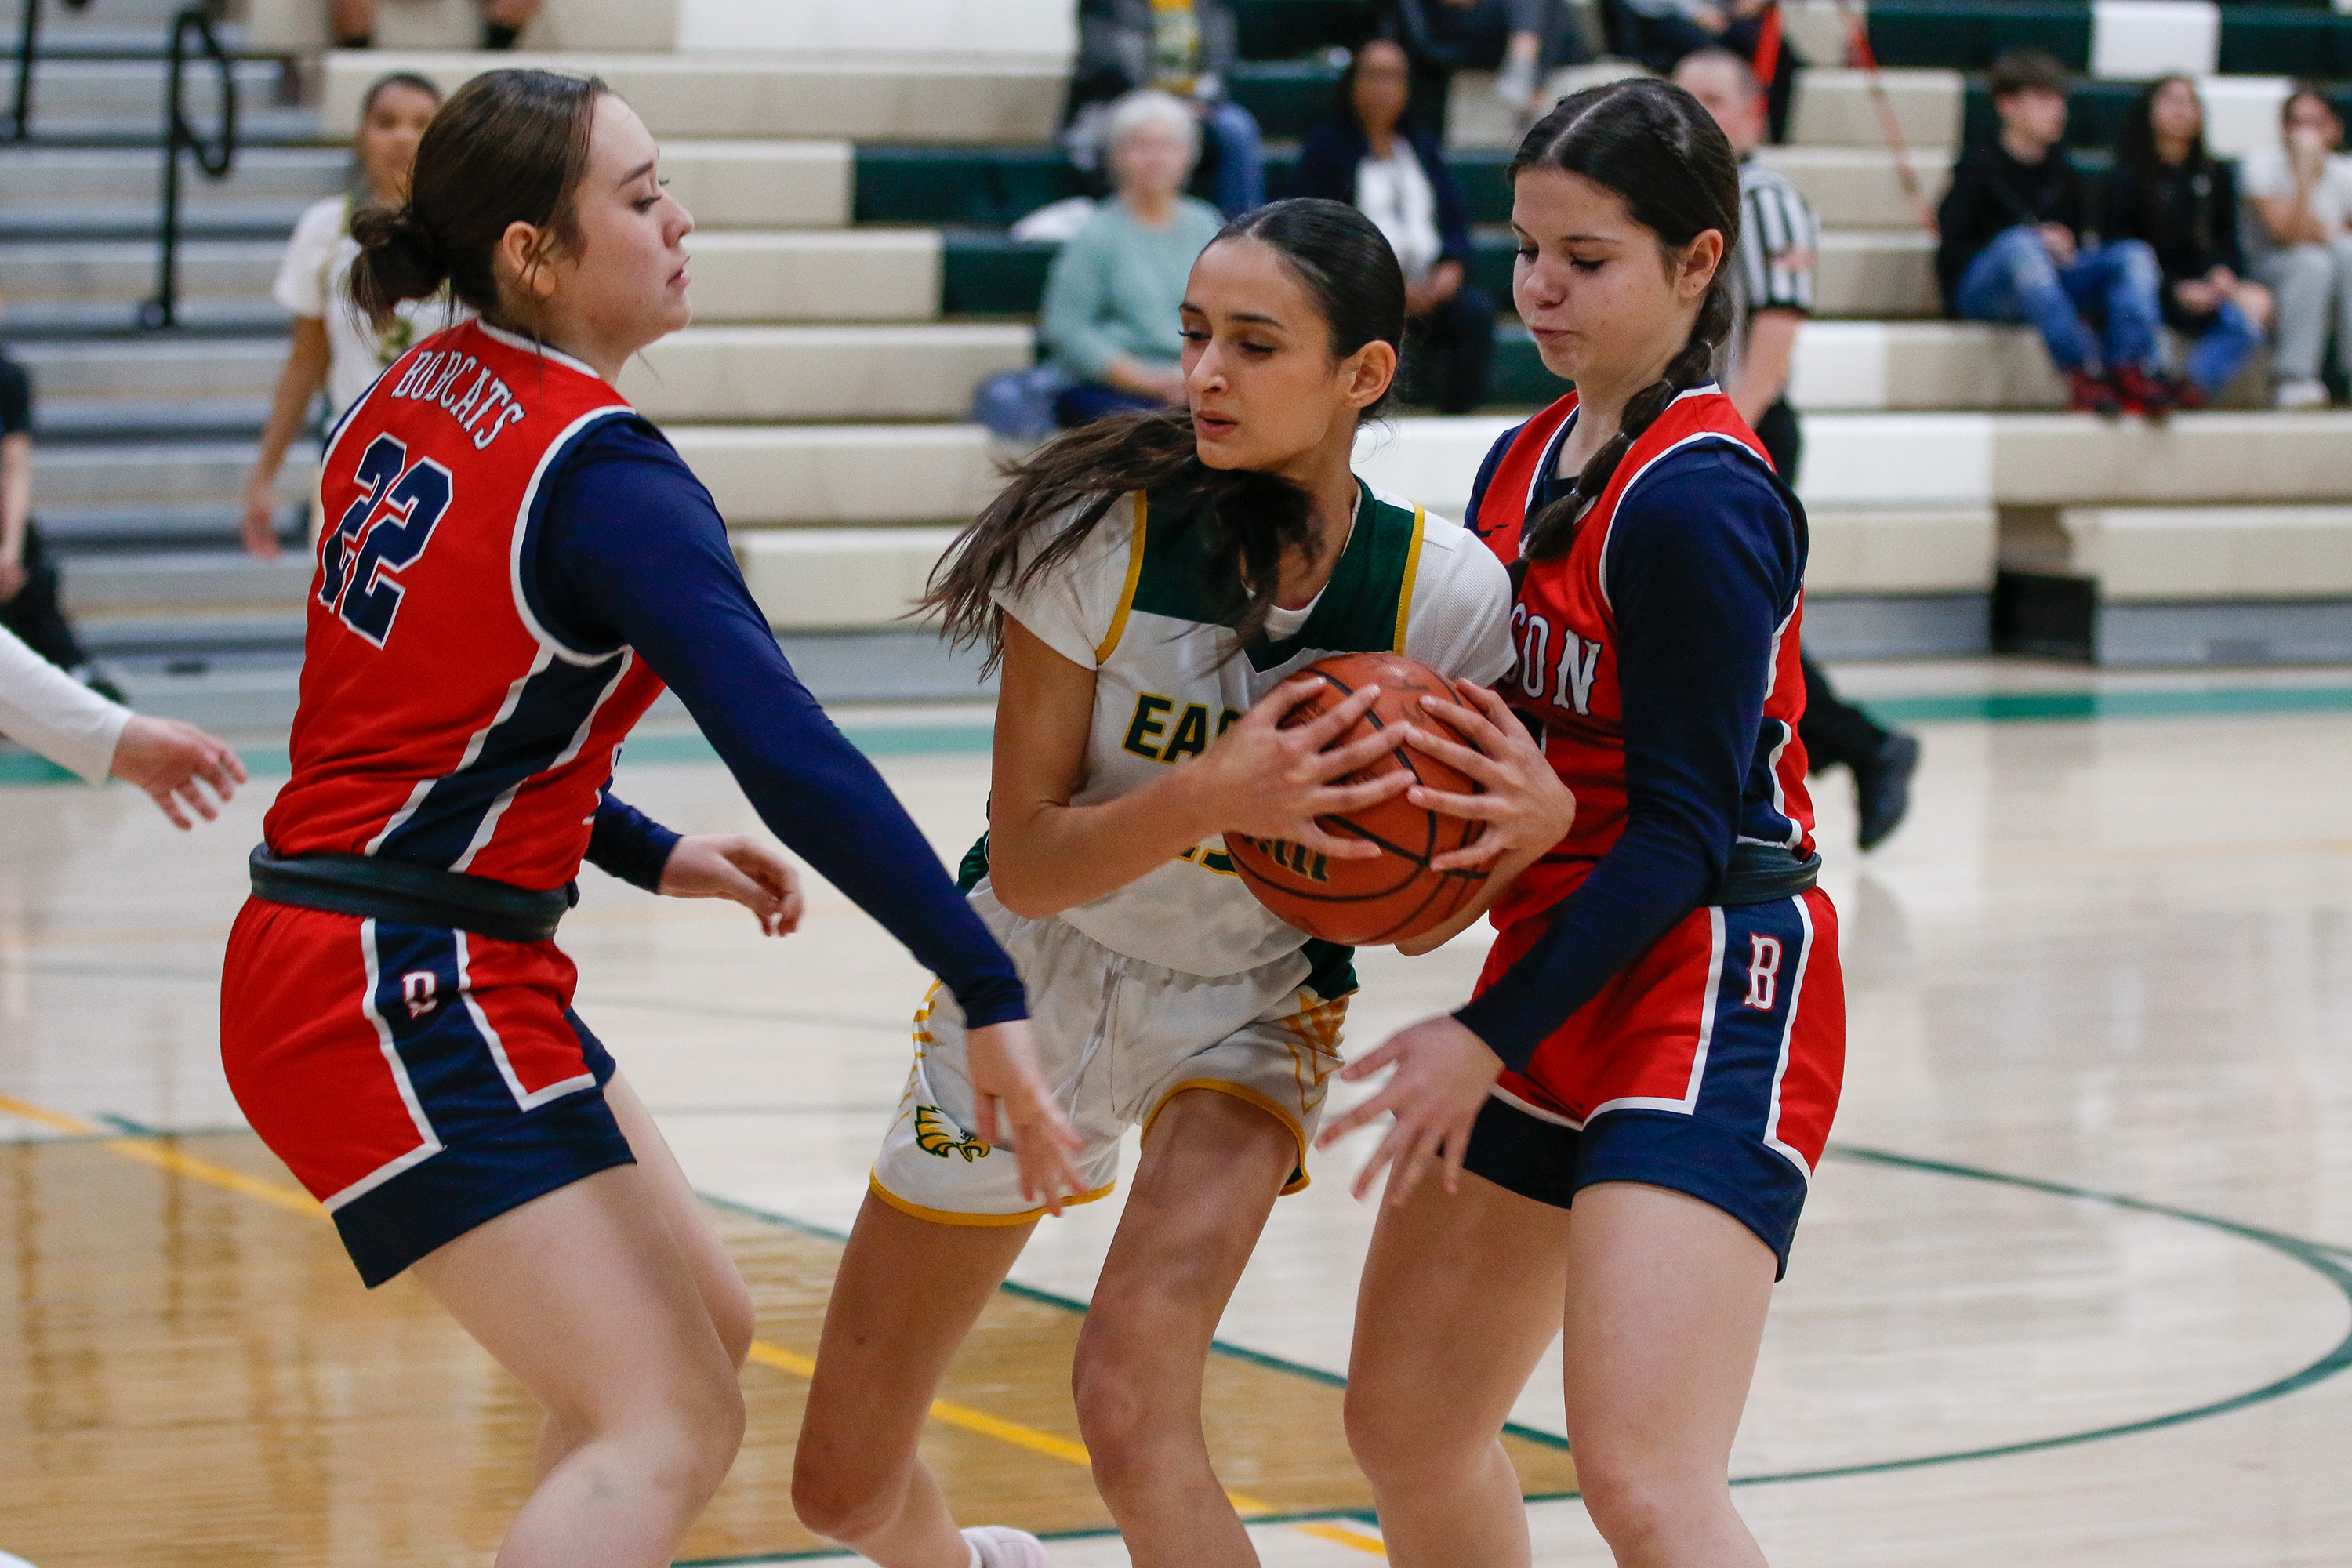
[11,0,98,140]
[140,2,238,329]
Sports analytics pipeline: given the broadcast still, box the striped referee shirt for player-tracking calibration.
[1720,158,1820,394]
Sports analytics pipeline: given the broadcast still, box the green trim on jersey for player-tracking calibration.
[1127,479,1427,673]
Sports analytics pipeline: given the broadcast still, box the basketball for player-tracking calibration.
[1225,652,1489,946]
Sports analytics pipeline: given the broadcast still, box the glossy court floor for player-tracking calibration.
[2,657,2350,1567]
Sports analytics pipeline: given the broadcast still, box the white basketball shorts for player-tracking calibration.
[869,882,1353,1225]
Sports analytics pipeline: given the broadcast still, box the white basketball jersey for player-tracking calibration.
[989,477,1514,977]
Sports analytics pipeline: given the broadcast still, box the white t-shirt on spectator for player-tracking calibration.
[274,194,466,419]
[1355,140,1441,285]
[2239,147,2352,257]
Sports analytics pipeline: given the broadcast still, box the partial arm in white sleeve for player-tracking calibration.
[0,621,129,782]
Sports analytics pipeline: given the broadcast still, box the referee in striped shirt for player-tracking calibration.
[1677,49,1922,851]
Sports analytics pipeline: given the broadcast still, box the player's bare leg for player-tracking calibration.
[1558,1182,1774,1568]
[1343,1167,1570,1568]
[535,1071,757,1479]
[793,1196,1035,1566]
[1072,1088,1298,1567]
[411,1163,746,1568]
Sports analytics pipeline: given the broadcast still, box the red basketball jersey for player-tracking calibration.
[264,321,666,891]
[1471,389,1816,928]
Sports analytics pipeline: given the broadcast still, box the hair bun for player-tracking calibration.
[349,201,452,322]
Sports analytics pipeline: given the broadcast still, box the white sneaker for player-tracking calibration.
[963,1525,1051,1568]
[2274,377,2328,409]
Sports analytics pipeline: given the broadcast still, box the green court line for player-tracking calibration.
[8,684,2351,789]
[685,1141,2352,1559]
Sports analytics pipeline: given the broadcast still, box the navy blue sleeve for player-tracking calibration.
[1461,420,1525,543]
[586,789,681,893]
[530,420,1027,1027]
[1453,449,1797,1069]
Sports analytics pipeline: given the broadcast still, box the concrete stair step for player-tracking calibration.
[0,108,321,148]
[683,230,939,323]
[2022,506,2352,603]
[735,526,958,631]
[31,438,314,509]
[7,336,289,401]
[0,297,291,336]
[0,201,310,241]
[1790,68,1962,150]
[75,609,305,659]
[670,423,997,525]
[5,56,281,121]
[1755,146,1955,230]
[0,238,286,303]
[42,501,303,555]
[58,550,310,615]
[621,324,1031,423]
[34,396,270,443]
[664,140,853,230]
[325,53,1065,143]
[0,145,346,208]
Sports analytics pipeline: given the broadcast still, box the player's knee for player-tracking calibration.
[1572,1446,1714,1557]
[708,1274,757,1370]
[1343,1383,1479,1494]
[1069,1327,1171,1479]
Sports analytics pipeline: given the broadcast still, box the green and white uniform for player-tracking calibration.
[872,479,1513,1224]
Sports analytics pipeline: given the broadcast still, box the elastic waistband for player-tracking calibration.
[249,844,575,944]
[1714,843,1821,907]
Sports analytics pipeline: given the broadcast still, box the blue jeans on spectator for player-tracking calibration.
[1953,224,2164,376]
[2175,299,2264,398]
[1202,99,1265,216]
[1055,380,1167,428]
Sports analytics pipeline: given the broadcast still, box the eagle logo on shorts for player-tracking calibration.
[913,1105,991,1162]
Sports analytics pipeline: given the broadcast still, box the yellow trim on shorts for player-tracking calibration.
[1093,492,1149,665]
[1390,503,1426,655]
[1142,1079,1313,1196]
[867,1171,1117,1228]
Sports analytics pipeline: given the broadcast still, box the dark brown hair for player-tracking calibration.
[350,67,605,328]
[922,198,1406,666]
[2282,81,2341,132]
[1989,49,2068,102]
[1508,78,1740,563]
[358,70,441,122]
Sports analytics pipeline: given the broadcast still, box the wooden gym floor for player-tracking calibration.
[2,659,2350,1566]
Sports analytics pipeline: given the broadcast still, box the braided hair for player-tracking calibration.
[1508,78,1742,564]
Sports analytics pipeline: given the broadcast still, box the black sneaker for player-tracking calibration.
[1855,731,1920,851]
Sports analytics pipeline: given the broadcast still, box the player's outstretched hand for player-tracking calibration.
[659,833,804,936]
[109,715,247,829]
[1401,683,1575,872]
[1316,1014,1504,1206]
[1181,677,1413,861]
[964,1020,1087,1214]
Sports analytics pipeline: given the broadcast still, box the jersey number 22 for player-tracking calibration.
[320,433,454,648]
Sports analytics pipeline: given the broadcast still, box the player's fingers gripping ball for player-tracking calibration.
[1227,653,1490,944]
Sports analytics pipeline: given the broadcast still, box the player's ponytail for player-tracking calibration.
[1508,78,1741,566]
[350,67,605,328]
[925,198,1406,668]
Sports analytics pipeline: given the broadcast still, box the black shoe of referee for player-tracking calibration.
[1854,731,1921,852]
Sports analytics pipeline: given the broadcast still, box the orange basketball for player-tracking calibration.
[1225,652,1488,946]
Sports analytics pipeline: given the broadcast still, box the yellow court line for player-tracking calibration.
[2,1093,1390,1559]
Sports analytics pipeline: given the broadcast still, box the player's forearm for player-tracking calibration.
[985,768,1222,918]
[0,436,31,562]
[1394,840,1548,956]
[252,323,331,478]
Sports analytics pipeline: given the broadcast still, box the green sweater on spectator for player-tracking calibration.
[1040,196,1227,383]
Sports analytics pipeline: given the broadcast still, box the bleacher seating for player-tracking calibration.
[4,0,2350,728]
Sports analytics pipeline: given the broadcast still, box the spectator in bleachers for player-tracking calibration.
[329,0,539,49]
[1379,0,1589,132]
[2103,75,2271,410]
[1938,49,2172,418]
[1610,0,1799,143]
[2242,84,2352,409]
[0,294,116,702]
[1040,90,1228,427]
[241,73,459,560]
[1065,0,1266,217]
[1295,40,1494,412]
[1677,48,1920,850]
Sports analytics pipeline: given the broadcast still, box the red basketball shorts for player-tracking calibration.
[220,897,634,1287]
[1461,887,1844,1276]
